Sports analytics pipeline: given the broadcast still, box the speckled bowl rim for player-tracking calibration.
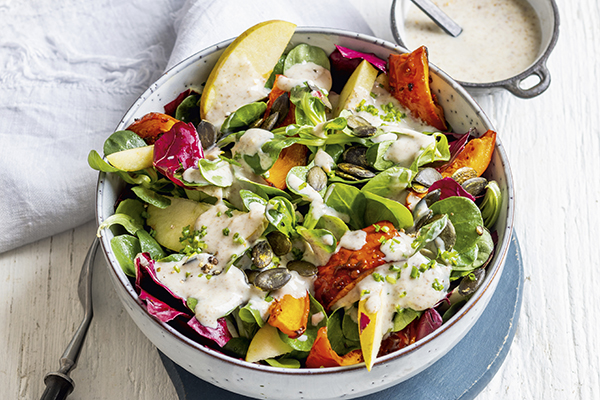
[96,27,515,377]
[390,0,560,98]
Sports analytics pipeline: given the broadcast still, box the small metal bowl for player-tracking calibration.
[391,0,560,98]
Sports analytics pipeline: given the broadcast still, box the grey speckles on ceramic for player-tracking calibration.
[96,28,515,400]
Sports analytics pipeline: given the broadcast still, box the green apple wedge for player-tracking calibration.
[146,197,211,252]
[246,323,293,363]
[105,145,154,171]
[333,59,379,117]
[358,287,394,371]
[200,20,297,129]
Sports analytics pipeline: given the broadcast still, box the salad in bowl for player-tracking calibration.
[90,20,506,380]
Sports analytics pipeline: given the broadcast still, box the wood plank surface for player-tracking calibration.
[2,1,599,399]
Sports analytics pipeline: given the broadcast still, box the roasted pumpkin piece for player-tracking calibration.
[314,221,398,311]
[126,112,179,144]
[267,292,310,339]
[388,46,447,132]
[265,143,308,190]
[442,129,497,177]
[306,327,363,368]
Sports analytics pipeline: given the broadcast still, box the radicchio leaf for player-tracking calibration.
[153,121,204,187]
[139,289,188,322]
[429,177,476,202]
[134,252,232,347]
[415,308,443,340]
[135,252,188,309]
[188,316,232,347]
[334,45,387,73]
[164,89,193,117]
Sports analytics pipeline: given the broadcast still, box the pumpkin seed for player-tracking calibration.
[458,268,486,296]
[337,163,375,179]
[287,260,318,277]
[346,114,371,130]
[260,111,279,131]
[196,120,219,150]
[335,170,360,181]
[352,125,377,138]
[266,231,293,256]
[414,167,443,188]
[342,146,368,168]
[271,92,290,120]
[307,166,328,192]
[251,241,274,270]
[253,268,292,291]
[451,167,478,185]
[462,177,488,197]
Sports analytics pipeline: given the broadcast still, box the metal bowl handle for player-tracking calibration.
[501,62,551,99]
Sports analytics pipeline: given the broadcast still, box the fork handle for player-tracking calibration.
[40,372,74,400]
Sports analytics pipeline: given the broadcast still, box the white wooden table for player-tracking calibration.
[2,1,599,399]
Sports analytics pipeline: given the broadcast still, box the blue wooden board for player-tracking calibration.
[159,234,523,400]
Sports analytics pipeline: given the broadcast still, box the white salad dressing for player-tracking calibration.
[231,128,274,171]
[403,0,542,83]
[313,148,334,173]
[193,201,267,271]
[204,53,271,128]
[337,229,367,251]
[383,130,436,168]
[276,62,333,92]
[271,270,314,300]
[153,255,261,328]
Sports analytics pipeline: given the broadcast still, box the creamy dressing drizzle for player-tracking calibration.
[313,149,335,173]
[383,130,436,168]
[231,128,274,171]
[277,62,333,92]
[154,256,261,328]
[193,201,267,272]
[403,0,542,83]
[337,229,367,251]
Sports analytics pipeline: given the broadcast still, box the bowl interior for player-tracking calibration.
[96,27,514,397]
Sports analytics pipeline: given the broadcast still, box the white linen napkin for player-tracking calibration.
[0,0,374,253]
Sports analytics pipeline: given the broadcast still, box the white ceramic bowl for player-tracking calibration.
[96,27,515,399]
[390,0,560,98]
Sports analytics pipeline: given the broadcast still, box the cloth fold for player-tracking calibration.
[0,0,374,253]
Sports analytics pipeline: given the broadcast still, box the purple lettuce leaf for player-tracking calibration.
[164,89,192,117]
[429,177,476,202]
[334,45,387,73]
[188,316,232,347]
[153,121,204,187]
[415,308,443,341]
[134,252,232,348]
[139,289,188,322]
[135,253,189,309]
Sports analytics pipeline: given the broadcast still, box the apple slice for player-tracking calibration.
[333,59,379,117]
[358,287,393,371]
[246,323,293,363]
[146,197,211,252]
[105,145,154,171]
[200,20,297,129]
